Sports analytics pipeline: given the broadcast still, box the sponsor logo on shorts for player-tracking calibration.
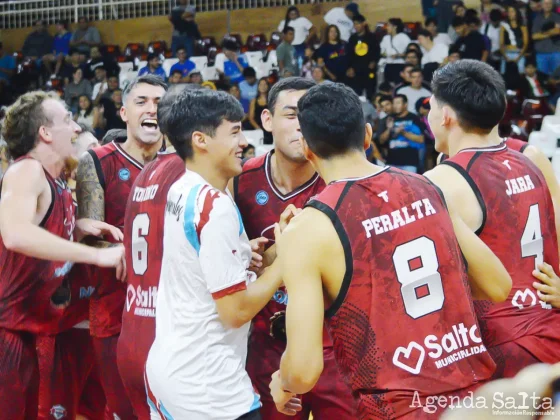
[126,284,157,317]
[50,405,67,420]
[79,286,95,299]
[393,323,486,375]
[118,168,131,181]
[255,190,269,205]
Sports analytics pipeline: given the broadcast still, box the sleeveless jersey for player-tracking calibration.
[120,153,184,376]
[234,151,326,342]
[88,141,143,338]
[440,137,528,163]
[0,158,76,334]
[442,143,560,364]
[309,167,495,419]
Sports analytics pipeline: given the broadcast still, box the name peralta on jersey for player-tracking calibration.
[308,167,495,419]
[442,143,560,365]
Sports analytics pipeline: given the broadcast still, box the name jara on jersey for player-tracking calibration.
[505,175,535,197]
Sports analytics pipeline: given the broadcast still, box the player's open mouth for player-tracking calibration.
[235,151,243,159]
[141,119,158,132]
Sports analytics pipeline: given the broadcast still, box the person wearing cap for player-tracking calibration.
[169,0,200,56]
[170,46,196,82]
[138,53,167,80]
[323,2,359,42]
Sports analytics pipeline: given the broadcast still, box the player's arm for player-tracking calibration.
[523,145,560,256]
[277,208,332,394]
[199,194,283,329]
[0,159,118,266]
[425,166,512,301]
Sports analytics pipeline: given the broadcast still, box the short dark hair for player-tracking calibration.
[448,44,461,56]
[402,63,415,71]
[489,9,503,22]
[297,83,365,159]
[102,129,127,145]
[122,74,168,103]
[171,69,183,77]
[431,59,506,133]
[283,26,295,35]
[410,67,422,75]
[267,77,316,114]
[388,18,404,33]
[394,94,408,104]
[379,95,393,104]
[465,15,481,27]
[425,17,437,26]
[163,89,245,160]
[379,81,393,93]
[147,53,158,62]
[352,14,366,23]
[77,122,95,137]
[243,67,257,79]
[417,29,433,40]
[452,16,465,28]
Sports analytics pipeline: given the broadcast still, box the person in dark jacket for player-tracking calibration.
[346,14,380,98]
[22,20,53,64]
[169,0,201,56]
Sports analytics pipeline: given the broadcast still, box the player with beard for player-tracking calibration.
[0,91,124,419]
[424,60,560,378]
[233,77,356,419]
[76,74,167,419]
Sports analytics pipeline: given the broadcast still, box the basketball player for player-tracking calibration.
[234,77,356,419]
[0,91,123,419]
[424,60,560,378]
[117,88,185,418]
[146,89,295,419]
[269,83,512,419]
[76,74,167,418]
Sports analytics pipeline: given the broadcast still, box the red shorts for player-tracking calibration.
[92,335,137,420]
[246,333,356,420]
[37,328,98,420]
[78,361,106,420]
[488,341,541,379]
[116,334,150,419]
[0,328,39,420]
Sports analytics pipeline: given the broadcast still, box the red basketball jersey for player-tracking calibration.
[234,151,326,341]
[120,152,184,371]
[88,141,143,338]
[0,159,76,334]
[442,143,560,364]
[309,167,495,419]
[504,137,529,153]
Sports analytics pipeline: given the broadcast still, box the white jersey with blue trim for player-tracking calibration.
[145,169,260,419]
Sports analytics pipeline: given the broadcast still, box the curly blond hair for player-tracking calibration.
[1,91,58,159]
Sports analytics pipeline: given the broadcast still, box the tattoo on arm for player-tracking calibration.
[76,152,105,221]
[81,235,115,248]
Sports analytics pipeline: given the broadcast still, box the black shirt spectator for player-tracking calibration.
[316,25,348,81]
[60,49,85,85]
[103,89,126,130]
[346,14,380,97]
[22,20,53,59]
[452,16,489,61]
[84,46,120,80]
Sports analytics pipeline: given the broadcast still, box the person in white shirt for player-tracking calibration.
[145,89,294,420]
[380,18,411,83]
[395,68,432,114]
[418,29,449,66]
[481,9,506,68]
[323,2,359,42]
[425,17,453,46]
[278,6,316,59]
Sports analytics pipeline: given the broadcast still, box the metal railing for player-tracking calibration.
[1,0,338,29]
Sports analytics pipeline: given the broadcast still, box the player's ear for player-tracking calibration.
[441,106,453,128]
[38,125,53,144]
[120,105,128,123]
[191,130,207,153]
[364,123,372,151]
[261,109,273,134]
[301,137,313,161]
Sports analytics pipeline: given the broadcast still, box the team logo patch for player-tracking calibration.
[50,405,67,419]
[255,190,269,205]
[118,168,130,181]
[56,186,63,195]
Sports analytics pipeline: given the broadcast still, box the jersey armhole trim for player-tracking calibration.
[233,175,239,200]
[305,200,353,319]
[440,160,487,236]
[520,144,529,153]
[39,177,55,228]
[87,149,106,190]
[211,281,247,300]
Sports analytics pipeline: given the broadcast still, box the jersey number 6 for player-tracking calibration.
[132,213,150,275]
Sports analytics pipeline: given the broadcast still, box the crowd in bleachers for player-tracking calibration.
[3,0,560,174]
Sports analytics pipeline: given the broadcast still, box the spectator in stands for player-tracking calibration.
[501,5,529,75]
[169,70,183,84]
[436,0,463,34]
[405,49,422,67]
[239,67,258,113]
[228,83,251,129]
[443,44,462,64]
[248,77,272,144]
[520,60,550,99]
[316,25,348,81]
[64,67,92,111]
[395,68,431,114]
[311,66,328,84]
[480,0,503,25]
[424,17,452,46]
[300,47,317,79]
[97,75,120,105]
[532,0,560,75]
[380,94,425,173]
[346,14,379,98]
[278,6,316,59]
[422,0,436,20]
[448,2,467,42]
[452,16,489,61]
[377,94,394,119]
[74,94,95,130]
[242,144,255,162]
[61,49,84,86]
[381,18,411,84]
[415,96,435,170]
[277,27,299,77]
[70,16,101,56]
[91,66,108,105]
[102,88,126,130]
[378,81,393,97]
[418,29,449,66]
[395,63,415,88]
[323,2,359,42]
[84,46,120,79]
[169,0,200,56]
[138,53,167,80]
[43,20,72,77]
[189,69,203,85]
[374,95,394,159]
[22,20,53,67]
[481,9,506,70]
[222,38,248,84]
[0,43,16,86]
[170,47,195,82]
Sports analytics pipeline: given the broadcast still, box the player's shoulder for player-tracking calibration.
[3,157,47,188]
[240,153,267,174]
[505,137,529,153]
[89,141,117,160]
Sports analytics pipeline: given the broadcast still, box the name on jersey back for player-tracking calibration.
[132,184,159,202]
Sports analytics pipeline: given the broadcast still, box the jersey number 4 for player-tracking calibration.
[393,237,445,319]
[132,213,150,275]
[521,204,544,270]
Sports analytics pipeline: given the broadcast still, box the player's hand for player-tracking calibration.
[278,204,301,232]
[532,262,560,308]
[249,237,268,271]
[95,244,124,270]
[76,218,124,243]
[269,371,302,416]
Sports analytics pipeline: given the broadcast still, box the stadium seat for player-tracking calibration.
[195,37,217,56]
[404,22,421,40]
[148,41,168,56]
[256,144,274,156]
[374,22,388,42]
[556,97,560,115]
[101,44,121,59]
[207,46,219,68]
[244,129,264,146]
[124,43,145,61]
[528,130,557,158]
[245,51,263,69]
[162,58,179,76]
[229,33,243,48]
[214,52,226,72]
[118,61,134,74]
[190,55,208,71]
[269,32,282,49]
[246,34,267,52]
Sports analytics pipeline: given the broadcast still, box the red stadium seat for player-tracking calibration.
[229,33,243,48]
[101,44,121,59]
[269,32,282,48]
[246,34,267,52]
[374,22,387,42]
[404,22,422,40]
[124,43,145,61]
[147,41,168,56]
[195,37,217,56]
[207,46,218,67]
